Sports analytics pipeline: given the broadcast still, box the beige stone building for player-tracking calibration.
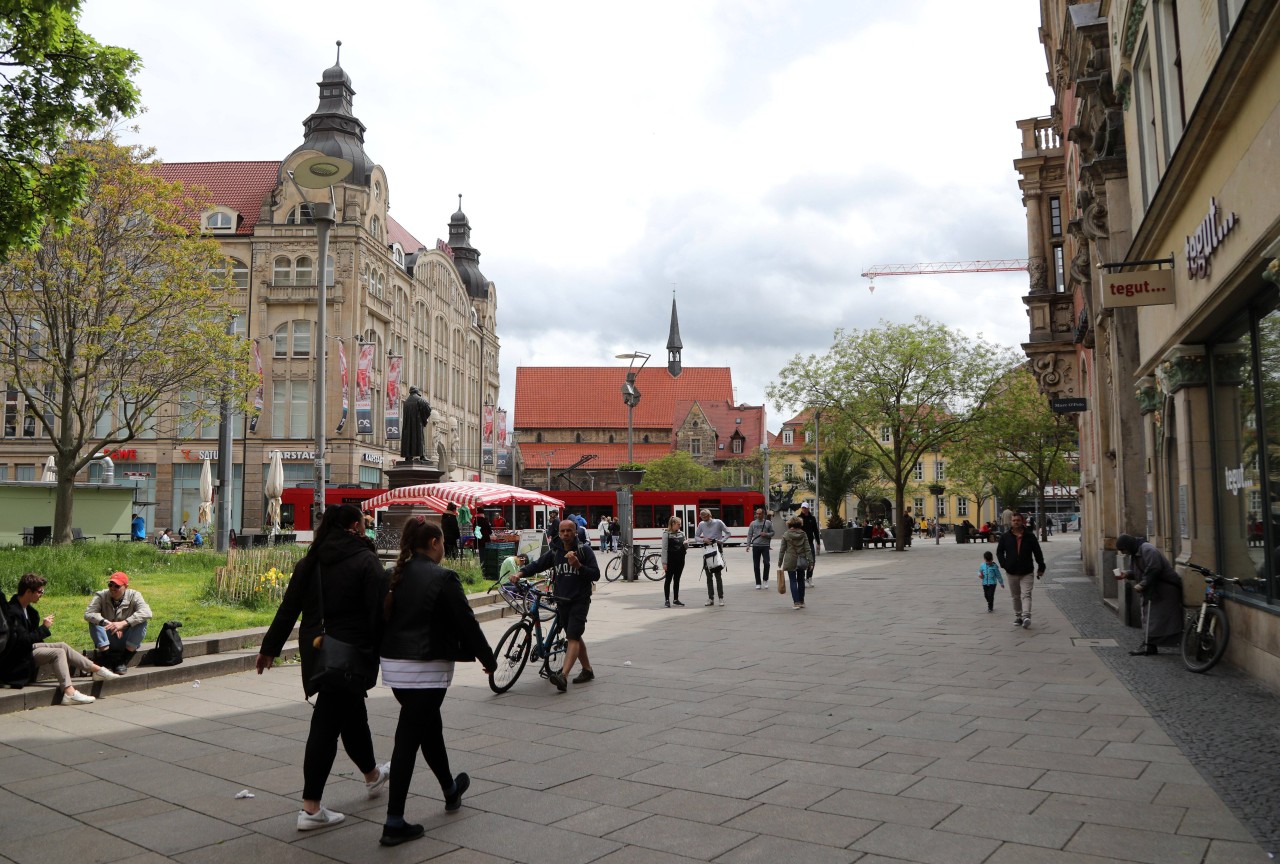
[1017,1,1280,688]
[0,55,500,535]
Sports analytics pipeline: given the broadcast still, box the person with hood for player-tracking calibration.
[1115,534,1184,656]
[779,516,811,609]
[515,519,600,691]
[377,517,496,846]
[255,504,391,832]
[798,504,820,584]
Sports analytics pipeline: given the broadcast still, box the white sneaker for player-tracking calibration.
[717,599,725,607]
[92,666,119,681]
[297,805,344,830]
[63,690,95,705]
[366,762,391,798]
[1022,618,1031,629]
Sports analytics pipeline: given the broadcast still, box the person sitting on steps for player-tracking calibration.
[84,572,152,675]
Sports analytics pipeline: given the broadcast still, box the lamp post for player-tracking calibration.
[288,151,353,525]
[615,351,650,581]
[813,406,821,525]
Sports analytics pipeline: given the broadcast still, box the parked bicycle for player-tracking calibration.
[488,580,566,693]
[1182,562,1241,673]
[604,544,663,582]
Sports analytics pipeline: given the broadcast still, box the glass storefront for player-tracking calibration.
[1210,291,1280,604]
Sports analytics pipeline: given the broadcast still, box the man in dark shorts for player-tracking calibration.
[517,520,600,692]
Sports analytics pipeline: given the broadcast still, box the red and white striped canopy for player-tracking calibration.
[364,482,564,512]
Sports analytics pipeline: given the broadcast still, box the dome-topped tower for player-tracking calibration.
[449,194,490,300]
[285,41,375,187]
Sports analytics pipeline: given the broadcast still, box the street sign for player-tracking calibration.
[1050,398,1088,413]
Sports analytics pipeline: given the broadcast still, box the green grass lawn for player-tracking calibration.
[1,543,492,652]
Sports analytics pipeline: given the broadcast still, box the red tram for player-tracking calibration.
[280,487,386,531]
[550,490,765,544]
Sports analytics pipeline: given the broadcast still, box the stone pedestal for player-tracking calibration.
[382,461,447,533]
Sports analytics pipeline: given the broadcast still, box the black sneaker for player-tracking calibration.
[573,668,594,684]
[547,670,568,692]
[379,822,425,846]
[444,772,470,812]
[672,600,684,606]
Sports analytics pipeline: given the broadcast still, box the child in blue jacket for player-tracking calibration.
[980,550,1005,612]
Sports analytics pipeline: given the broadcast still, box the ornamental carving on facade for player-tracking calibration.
[1028,351,1077,398]
[1154,347,1209,394]
[1028,256,1049,294]
[1135,376,1162,415]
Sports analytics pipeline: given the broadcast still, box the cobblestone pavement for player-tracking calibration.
[0,539,1272,863]
[1040,538,1280,856]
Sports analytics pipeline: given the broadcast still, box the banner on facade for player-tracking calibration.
[385,355,403,440]
[337,340,349,433]
[496,408,507,447]
[355,343,375,435]
[248,341,264,434]
[1101,269,1175,308]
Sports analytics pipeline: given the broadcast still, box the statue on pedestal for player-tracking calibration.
[400,386,432,463]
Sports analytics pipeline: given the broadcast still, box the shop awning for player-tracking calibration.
[365,482,564,512]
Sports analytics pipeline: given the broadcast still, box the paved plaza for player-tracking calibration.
[1,538,1274,863]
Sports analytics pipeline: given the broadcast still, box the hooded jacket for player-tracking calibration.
[379,555,496,666]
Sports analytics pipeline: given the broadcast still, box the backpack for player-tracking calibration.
[153,620,184,666]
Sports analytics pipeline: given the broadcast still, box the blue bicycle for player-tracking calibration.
[488,580,566,693]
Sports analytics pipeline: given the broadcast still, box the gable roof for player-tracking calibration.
[387,215,426,252]
[519,442,674,471]
[515,366,734,429]
[673,399,765,458]
[153,161,281,235]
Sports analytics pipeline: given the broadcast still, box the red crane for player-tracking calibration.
[860,260,1029,292]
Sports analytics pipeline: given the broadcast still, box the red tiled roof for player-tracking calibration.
[519,442,674,470]
[153,161,281,235]
[515,367,734,428]
[673,400,765,458]
[387,215,426,253]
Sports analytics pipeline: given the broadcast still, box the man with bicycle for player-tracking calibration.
[512,520,599,692]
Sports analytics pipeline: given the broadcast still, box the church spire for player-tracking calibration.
[667,293,683,378]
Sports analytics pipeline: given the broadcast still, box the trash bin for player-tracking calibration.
[483,541,518,583]
[955,524,970,544]
[850,526,863,550]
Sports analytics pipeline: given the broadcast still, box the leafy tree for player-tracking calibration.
[0,1,140,258]
[0,137,253,543]
[800,448,873,527]
[947,442,1003,524]
[637,451,715,491]
[769,316,1018,550]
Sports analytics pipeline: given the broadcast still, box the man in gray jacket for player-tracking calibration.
[747,507,775,590]
[85,572,152,675]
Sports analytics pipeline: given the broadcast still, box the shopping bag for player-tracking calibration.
[776,568,786,594]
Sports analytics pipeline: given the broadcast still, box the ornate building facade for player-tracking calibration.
[0,55,500,535]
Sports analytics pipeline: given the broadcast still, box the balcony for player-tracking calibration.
[1017,117,1062,158]
[262,281,344,305]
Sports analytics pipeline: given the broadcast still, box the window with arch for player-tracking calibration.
[392,245,404,266]
[273,256,292,285]
[376,271,385,298]
[362,263,371,292]
[575,432,582,444]
[286,203,314,225]
[373,181,382,201]
[608,434,614,444]
[204,211,233,231]
[294,256,314,285]
[370,215,381,240]
[274,321,312,358]
[323,255,335,286]
[211,258,249,288]
[642,434,650,444]
[535,432,543,443]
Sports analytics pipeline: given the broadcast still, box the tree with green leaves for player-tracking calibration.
[801,448,874,528]
[769,316,1019,550]
[0,1,140,259]
[0,137,253,543]
[636,451,716,491]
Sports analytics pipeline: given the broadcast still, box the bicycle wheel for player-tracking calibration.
[604,555,623,582]
[642,553,664,580]
[489,621,532,693]
[1181,606,1230,673]
[541,621,567,679]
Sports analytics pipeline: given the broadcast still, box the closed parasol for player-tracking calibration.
[264,450,285,533]
[198,458,213,525]
[41,455,56,483]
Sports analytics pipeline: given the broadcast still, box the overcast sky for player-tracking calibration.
[82,1,1051,431]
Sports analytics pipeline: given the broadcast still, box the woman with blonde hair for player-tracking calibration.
[660,516,687,608]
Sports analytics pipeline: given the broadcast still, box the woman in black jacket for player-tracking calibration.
[377,516,496,847]
[255,504,390,832]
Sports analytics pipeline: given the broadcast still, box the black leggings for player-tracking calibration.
[387,688,452,818]
[302,689,376,801]
[664,558,685,601]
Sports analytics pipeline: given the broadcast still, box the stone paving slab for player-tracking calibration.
[0,539,1274,863]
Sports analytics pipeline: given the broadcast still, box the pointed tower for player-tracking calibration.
[285,41,375,187]
[667,294,683,378]
[449,194,489,300]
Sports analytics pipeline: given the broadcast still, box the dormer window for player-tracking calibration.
[203,210,234,232]
[782,430,794,445]
[391,243,405,266]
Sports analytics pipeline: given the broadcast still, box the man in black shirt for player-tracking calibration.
[517,520,600,692]
[798,504,820,585]
[996,512,1046,628]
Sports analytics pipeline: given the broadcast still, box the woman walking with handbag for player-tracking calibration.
[377,517,497,846]
[256,504,390,831]
[779,516,810,609]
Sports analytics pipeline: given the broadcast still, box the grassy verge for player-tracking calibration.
[1,544,492,652]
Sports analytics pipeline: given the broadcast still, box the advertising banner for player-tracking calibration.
[1101,269,1175,308]
[248,341,264,434]
[337,340,349,433]
[496,408,508,447]
[385,355,403,440]
[356,343,375,435]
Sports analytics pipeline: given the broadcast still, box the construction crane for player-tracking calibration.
[860,259,1029,292]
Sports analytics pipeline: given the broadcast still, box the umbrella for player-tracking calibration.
[41,456,55,483]
[264,450,285,533]
[197,459,213,525]
[363,481,564,512]
[361,488,452,513]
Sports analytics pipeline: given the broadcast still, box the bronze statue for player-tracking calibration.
[400,386,432,463]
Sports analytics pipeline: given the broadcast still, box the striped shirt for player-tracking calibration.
[379,657,455,689]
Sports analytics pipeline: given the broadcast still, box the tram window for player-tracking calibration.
[722,505,745,526]
[653,504,672,527]
[634,506,654,528]
[281,503,295,527]
[698,500,722,519]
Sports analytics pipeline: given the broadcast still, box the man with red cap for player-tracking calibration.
[84,572,152,675]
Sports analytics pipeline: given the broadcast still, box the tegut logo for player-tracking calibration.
[1224,465,1247,495]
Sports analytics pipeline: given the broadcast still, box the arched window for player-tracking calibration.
[325,255,335,286]
[212,258,249,288]
[575,432,582,444]
[205,211,233,231]
[642,434,650,444]
[362,263,371,293]
[272,320,312,357]
[535,432,542,443]
[294,256,314,285]
[286,204,314,225]
[370,215,381,239]
[273,256,292,285]
[376,272,385,298]
[608,434,615,444]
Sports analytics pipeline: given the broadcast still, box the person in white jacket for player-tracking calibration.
[85,571,152,675]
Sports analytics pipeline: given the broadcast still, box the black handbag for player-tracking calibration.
[306,565,378,697]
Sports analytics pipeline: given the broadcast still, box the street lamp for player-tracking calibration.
[615,351,650,463]
[288,151,353,524]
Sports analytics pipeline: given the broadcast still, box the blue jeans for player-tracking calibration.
[90,622,148,652]
[751,546,770,585]
[787,571,806,604]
